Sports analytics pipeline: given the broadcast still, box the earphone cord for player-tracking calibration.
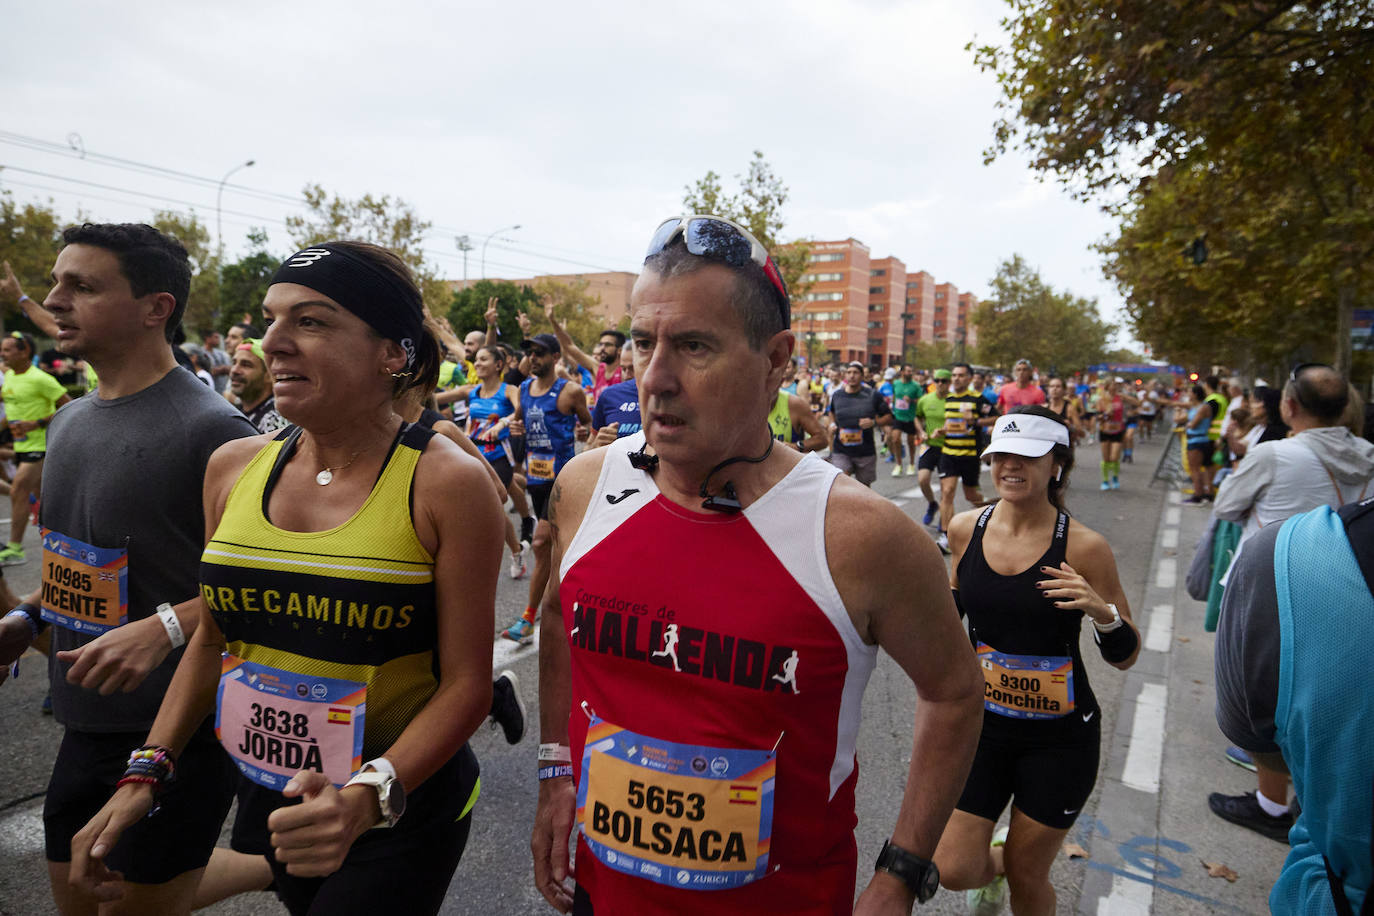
[698,431,775,500]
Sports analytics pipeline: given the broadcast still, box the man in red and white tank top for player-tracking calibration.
[531,215,984,915]
[545,302,625,405]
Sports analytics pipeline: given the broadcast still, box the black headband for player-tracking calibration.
[269,245,424,367]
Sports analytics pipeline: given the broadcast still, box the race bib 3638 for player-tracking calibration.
[215,655,366,790]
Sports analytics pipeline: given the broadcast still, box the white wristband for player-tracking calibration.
[360,757,396,779]
[17,294,31,306]
[538,743,572,763]
[155,602,186,648]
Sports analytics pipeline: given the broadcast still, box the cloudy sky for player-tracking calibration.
[2,0,1128,338]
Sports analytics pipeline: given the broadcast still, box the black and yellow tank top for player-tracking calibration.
[201,423,438,760]
[943,392,984,457]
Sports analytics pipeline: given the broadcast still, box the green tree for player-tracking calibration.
[528,277,612,348]
[682,151,812,303]
[286,183,450,315]
[906,340,956,371]
[0,189,67,337]
[448,280,541,345]
[219,228,278,333]
[151,209,219,335]
[970,255,1114,374]
[1097,157,1337,372]
[972,1,1374,371]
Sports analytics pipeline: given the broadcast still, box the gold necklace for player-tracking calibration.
[315,448,363,486]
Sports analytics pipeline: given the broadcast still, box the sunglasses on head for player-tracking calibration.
[1288,361,1334,410]
[645,215,790,324]
[1289,362,1332,384]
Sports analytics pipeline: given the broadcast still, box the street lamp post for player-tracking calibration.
[481,224,521,280]
[216,159,255,261]
[455,235,473,283]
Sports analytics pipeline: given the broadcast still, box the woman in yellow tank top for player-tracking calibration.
[68,242,505,915]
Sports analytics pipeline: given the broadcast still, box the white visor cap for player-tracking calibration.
[982,413,1071,460]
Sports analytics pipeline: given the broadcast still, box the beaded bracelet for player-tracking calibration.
[121,745,176,785]
[538,764,574,781]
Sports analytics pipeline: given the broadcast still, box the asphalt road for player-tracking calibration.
[0,429,1288,914]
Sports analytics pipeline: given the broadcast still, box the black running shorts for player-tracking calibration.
[955,723,1101,831]
[486,454,514,488]
[44,722,235,883]
[529,482,554,521]
[939,452,982,488]
[239,744,479,916]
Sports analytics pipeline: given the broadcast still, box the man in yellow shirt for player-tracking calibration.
[0,332,71,565]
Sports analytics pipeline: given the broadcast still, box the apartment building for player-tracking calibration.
[447,242,979,367]
[789,240,982,368]
[792,238,872,365]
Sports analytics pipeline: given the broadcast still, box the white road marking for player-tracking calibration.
[1165,506,1181,526]
[1097,873,1153,915]
[1167,489,1181,505]
[895,486,927,499]
[1154,557,1176,590]
[1161,527,1178,549]
[890,499,908,508]
[492,628,539,669]
[1122,682,1168,793]
[1145,604,1174,653]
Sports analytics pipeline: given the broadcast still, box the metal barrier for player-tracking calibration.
[1150,428,1189,489]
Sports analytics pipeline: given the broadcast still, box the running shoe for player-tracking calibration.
[892,463,903,477]
[922,501,938,526]
[520,515,536,544]
[936,532,950,554]
[0,545,24,566]
[489,670,527,744]
[1100,481,1110,491]
[1224,745,1258,772]
[509,541,529,579]
[1207,791,1294,842]
[1110,478,1120,490]
[902,464,915,476]
[502,617,534,645]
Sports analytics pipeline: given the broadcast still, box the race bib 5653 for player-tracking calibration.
[577,717,776,891]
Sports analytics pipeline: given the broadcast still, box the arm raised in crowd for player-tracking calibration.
[544,301,595,374]
[1,260,60,338]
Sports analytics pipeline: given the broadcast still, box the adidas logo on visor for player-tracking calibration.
[1001,421,1020,433]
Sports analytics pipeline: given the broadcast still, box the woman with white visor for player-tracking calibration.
[933,406,1140,915]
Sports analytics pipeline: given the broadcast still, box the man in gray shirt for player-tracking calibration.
[0,223,256,913]
[200,328,233,394]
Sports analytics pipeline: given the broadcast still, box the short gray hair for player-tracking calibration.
[642,237,788,350]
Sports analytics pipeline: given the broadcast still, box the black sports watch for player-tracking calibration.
[875,839,940,903]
